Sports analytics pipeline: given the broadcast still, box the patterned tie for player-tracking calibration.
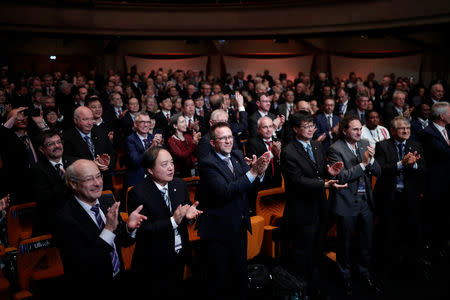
[339,104,345,114]
[162,187,182,253]
[188,118,192,130]
[264,140,275,176]
[83,136,95,159]
[397,143,405,161]
[327,115,333,131]
[118,108,122,118]
[161,187,172,213]
[20,135,37,165]
[166,113,171,122]
[396,143,405,191]
[305,143,316,163]
[224,157,234,174]
[143,138,150,150]
[55,163,64,179]
[90,204,120,275]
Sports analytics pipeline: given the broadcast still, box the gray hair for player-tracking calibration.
[392,90,406,100]
[390,116,410,129]
[430,101,450,121]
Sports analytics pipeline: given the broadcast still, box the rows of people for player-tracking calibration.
[0,67,449,299]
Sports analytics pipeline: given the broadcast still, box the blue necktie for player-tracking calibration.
[305,143,316,163]
[90,204,120,275]
[161,188,182,253]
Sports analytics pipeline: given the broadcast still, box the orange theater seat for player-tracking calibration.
[13,235,64,299]
[182,176,200,204]
[7,202,36,249]
[247,215,264,260]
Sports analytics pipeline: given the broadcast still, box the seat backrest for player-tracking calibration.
[17,234,64,291]
[101,190,116,203]
[182,176,200,204]
[255,188,286,226]
[125,186,134,213]
[7,202,36,248]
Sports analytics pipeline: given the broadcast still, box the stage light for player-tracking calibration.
[50,56,56,60]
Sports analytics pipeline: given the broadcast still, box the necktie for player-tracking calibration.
[264,140,275,176]
[360,113,365,124]
[90,204,120,275]
[55,163,64,179]
[162,187,182,253]
[199,108,204,117]
[442,129,450,146]
[20,135,37,165]
[161,187,172,213]
[397,143,405,161]
[83,136,95,159]
[305,143,316,163]
[166,113,171,122]
[118,108,122,118]
[339,104,345,114]
[327,115,333,131]
[188,118,192,130]
[224,157,234,174]
[143,138,150,150]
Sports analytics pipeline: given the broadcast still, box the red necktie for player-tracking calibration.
[188,119,192,130]
[264,140,275,177]
[166,113,170,122]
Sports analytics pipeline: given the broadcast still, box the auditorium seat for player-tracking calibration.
[247,215,264,260]
[13,235,64,300]
[255,185,286,258]
[7,202,36,249]
[182,176,200,204]
[125,186,134,213]
[101,190,116,203]
[0,245,11,300]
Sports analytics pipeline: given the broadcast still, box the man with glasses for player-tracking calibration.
[374,116,427,278]
[281,111,345,299]
[31,130,73,236]
[55,159,146,299]
[345,93,370,125]
[248,93,284,138]
[197,122,270,300]
[63,106,116,191]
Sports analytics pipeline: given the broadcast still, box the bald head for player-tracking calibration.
[66,159,103,204]
[74,106,94,134]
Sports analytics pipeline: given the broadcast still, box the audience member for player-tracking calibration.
[361,110,390,147]
[314,97,341,151]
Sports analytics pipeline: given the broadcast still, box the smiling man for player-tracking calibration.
[127,146,202,298]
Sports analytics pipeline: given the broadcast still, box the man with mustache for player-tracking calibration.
[31,130,73,236]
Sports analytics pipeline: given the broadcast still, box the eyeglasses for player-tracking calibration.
[216,135,233,142]
[396,127,411,130]
[74,173,103,184]
[44,140,62,148]
[300,124,316,130]
[136,121,152,125]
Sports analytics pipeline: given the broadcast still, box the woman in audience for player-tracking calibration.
[142,95,158,118]
[166,113,200,177]
[43,107,63,134]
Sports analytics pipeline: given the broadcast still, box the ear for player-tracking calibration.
[68,178,77,191]
[147,168,154,177]
[38,146,44,155]
[209,139,215,148]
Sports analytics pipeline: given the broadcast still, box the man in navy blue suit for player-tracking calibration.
[314,97,341,152]
[125,112,163,187]
[197,122,270,300]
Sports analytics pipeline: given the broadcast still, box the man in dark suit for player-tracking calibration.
[31,130,72,236]
[383,90,407,127]
[197,122,269,300]
[421,102,450,261]
[119,97,140,138]
[125,112,163,188]
[62,106,116,191]
[155,97,173,140]
[314,97,341,152]
[281,111,345,298]
[328,115,382,295]
[334,88,354,118]
[345,93,370,125]
[55,159,146,299]
[248,93,284,138]
[374,116,426,276]
[424,83,448,107]
[410,103,431,141]
[277,90,295,121]
[182,97,208,135]
[127,146,202,298]
[130,74,144,101]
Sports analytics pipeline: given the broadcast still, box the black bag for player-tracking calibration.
[271,265,308,300]
[248,264,272,293]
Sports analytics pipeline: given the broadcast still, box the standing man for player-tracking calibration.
[127,146,202,298]
[55,159,146,299]
[248,93,284,138]
[314,97,341,152]
[374,116,426,276]
[345,93,370,125]
[31,131,72,236]
[281,111,345,298]
[63,106,116,191]
[328,116,382,295]
[421,102,450,262]
[197,122,269,300]
[384,90,407,126]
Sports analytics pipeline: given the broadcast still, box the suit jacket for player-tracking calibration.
[131,82,144,101]
[154,110,172,140]
[245,136,282,190]
[229,110,249,135]
[410,118,428,141]
[127,177,192,275]
[383,102,403,126]
[119,111,135,139]
[248,111,276,138]
[374,138,425,217]
[197,150,253,241]
[55,195,133,291]
[281,140,329,225]
[62,126,116,189]
[345,108,366,125]
[30,157,72,236]
[276,103,294,119]
[328,139,381,216]
[125,131,157,187]
[421,123,450,200]
[314,113,341,151]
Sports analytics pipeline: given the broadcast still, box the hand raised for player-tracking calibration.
[173,204,187,225]
[127,205,147,231]
[105,201,120,232]
[327,161,344,176]
[185,201,203,220]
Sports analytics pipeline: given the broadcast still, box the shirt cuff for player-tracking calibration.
[100,229,116,247]
[413,162,418,169]
[246,171,256,183]
[397,161,403,170]
[170,216,179,229]
[238,106,245,112]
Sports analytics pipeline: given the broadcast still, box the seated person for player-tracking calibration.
[361,110,390,147]
[166,113,201,177]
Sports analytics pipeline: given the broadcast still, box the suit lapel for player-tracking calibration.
[70,197,102,235]
[430,123,449,146]
[293,140,318,169]
[148,179,172,215]
[214,152,235,179]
